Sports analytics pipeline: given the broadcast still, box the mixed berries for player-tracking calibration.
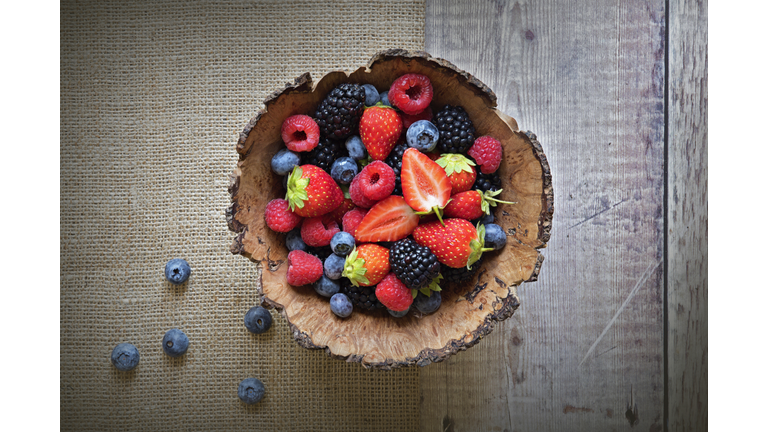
[264,74,515,318]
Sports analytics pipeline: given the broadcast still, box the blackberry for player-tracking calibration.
[301,136,344,173]
[305,246,333,261]
[473,171,502,192]
[314,83,366,139]
[340,279,383,311]
[389,239,441,290]
[441,259,482,285]
[384,143,407,195]
[434,105,476,153]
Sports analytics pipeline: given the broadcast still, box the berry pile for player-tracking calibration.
[266,74,514,318]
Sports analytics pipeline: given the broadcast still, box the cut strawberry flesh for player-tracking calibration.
[401,148,452,213]
[354,195,419,242]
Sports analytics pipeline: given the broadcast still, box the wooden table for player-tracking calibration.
[418,1,707,431]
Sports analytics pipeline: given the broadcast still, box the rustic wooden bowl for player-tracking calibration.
[227,49,553,369]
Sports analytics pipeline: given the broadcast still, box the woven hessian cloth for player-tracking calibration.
[61,1,425,430]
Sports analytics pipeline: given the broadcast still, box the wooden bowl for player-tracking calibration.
[227,49,553,369]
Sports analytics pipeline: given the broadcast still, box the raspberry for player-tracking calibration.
[400,106,433,130]
[342,207,367,237]
[358,161,395,201]
[388,74,433,115]
[375,273,413,312]
[349,174,378,208]
[300,215,340,247]
[468,136,503,174]
[264,199,302,233]
[328,198,355,225]
[281,115,320,152]
[286,250,323,286]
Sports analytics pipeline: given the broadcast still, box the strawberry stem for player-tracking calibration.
[432,206,445,226]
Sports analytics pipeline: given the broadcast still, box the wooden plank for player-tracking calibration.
[667,0,707,430]
[422,1,666,430]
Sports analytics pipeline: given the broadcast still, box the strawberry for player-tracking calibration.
[435,154,477,194]
[443,189,516,220]
[342,243,390,287]
[359,105,403,160]
[285,165,343,218]
[354,195,419,243]
[400,148,452,223]
[412,218,493,269]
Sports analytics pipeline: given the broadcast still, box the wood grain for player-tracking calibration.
[422,1,666,430]
[668,0,708,430]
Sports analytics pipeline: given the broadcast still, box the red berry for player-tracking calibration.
[342,207,367,237]
[286,250,323,286]
[401,106,433,129]
[375,273,413,312]
[360,106,403,160]
[264,198,303,232]
[358,161,396,201]
[300,215,340,247]
[388,74,433,115]
[281,115,320,152]
[354,196,419,243]
[328,198,355,225]
[467,136,503,174]
[349,174,378,208]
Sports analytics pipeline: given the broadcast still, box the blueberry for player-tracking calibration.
[406,120,440,152]
[484,223,507,250]
[345,135,367,161]
[362,84,380,106]
[238,378,265,404]
[111,343,140,371]
[414,291,442,314]
[314,275,340,298]
[285,228,307,252]
[330,157,358,184]
[330,232,355,256]
[478,212,495,226]
[379,91,392,107]
[330,293,353,318]
[271,148,301,176]
[164,258,191,284]
[162,329,189,357]
[388,307,410,318]
[324,253,346,280]
[244,306,272,334]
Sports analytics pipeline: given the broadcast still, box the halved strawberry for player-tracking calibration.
[354,195,419,242]
[401,148,452,223]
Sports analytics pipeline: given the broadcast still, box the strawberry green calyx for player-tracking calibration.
[435,153,476,177]
[340,184,350,199]
[285,166,310,211]
[467,224,494,269]
[413,273,444,298]
[415,201,451,226]
[342,248,370,287]
[479,189,516,215]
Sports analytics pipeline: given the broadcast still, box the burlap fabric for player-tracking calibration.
[61,1,425,430]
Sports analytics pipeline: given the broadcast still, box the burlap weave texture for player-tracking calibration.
[61,1,425,430]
